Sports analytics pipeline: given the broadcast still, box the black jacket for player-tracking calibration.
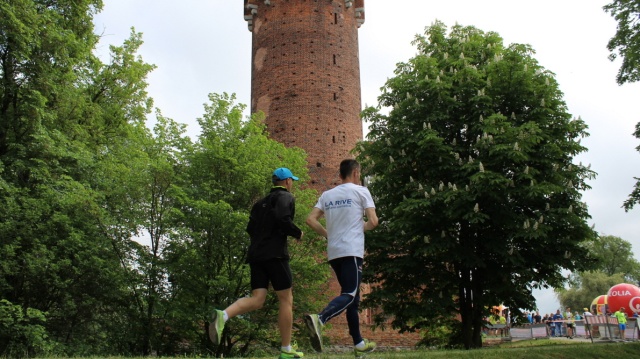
[245,187,302,263]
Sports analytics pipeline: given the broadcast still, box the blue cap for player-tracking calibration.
[273,167,299,181]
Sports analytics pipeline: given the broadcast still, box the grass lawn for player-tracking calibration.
[50,340,640,358]
[289,340,640,359]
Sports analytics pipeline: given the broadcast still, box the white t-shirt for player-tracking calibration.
[314,183,375,261]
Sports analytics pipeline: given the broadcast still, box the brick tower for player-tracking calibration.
[243,0,365,191]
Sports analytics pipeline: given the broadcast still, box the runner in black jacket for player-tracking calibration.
[209,167,304,359]
[246,185,302,263]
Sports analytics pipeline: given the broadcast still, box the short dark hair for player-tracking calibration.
[272,175,289,185]
[339,159,359,179]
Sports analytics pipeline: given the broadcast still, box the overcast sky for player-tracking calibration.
[93,0,640,316]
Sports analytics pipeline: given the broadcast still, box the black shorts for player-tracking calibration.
[250,258,292,291]
[567,323,575,328]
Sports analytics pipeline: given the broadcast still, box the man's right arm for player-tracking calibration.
[306,207,327,238]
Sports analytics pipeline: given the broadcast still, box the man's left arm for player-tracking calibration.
[363,207,378,232]
[274,193,303,239]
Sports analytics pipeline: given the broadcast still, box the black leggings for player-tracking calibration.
[318,256,363,345]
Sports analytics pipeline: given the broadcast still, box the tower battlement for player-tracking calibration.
[244,0,365,32]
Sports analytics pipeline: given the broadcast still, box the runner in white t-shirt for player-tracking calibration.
[304,159,379,357]
[319,181,374,261]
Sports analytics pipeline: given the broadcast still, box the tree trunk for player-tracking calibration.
[459,269,473,349]
[471,268,484,348]
[459,267,485,349]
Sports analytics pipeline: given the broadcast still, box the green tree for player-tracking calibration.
[83,28,162,354]
[604,0,640,85]
[91,103,198,356]
[143,114,191,356]
[558,234,640,310]
[557,271,625,312]
[357,22,597,349]
[89,110,189,356]
[0,1,109,355]
[603,1,640,210]
[1,1,159,356]
[585,234,640,281]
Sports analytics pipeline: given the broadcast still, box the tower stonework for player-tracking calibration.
[244,0,365,191]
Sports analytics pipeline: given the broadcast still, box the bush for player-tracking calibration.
[418,317,463,350]
[0,300,52,358]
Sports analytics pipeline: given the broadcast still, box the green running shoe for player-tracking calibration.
[208,309,225,345]
[279,345,304,359]
[303,314,323,352]
[354,339,376,358]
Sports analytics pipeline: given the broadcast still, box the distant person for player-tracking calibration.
[545,313,555,336]
[564,307,575,339]
[304,159,379,357]
[613,307,627,338]
[552,310,564,337]
[487,310,506,336]
[498,312,507,336]
[488,311,500,336]
[209,168,304,359]
[582,307,594,338]
[533,311,542,324]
